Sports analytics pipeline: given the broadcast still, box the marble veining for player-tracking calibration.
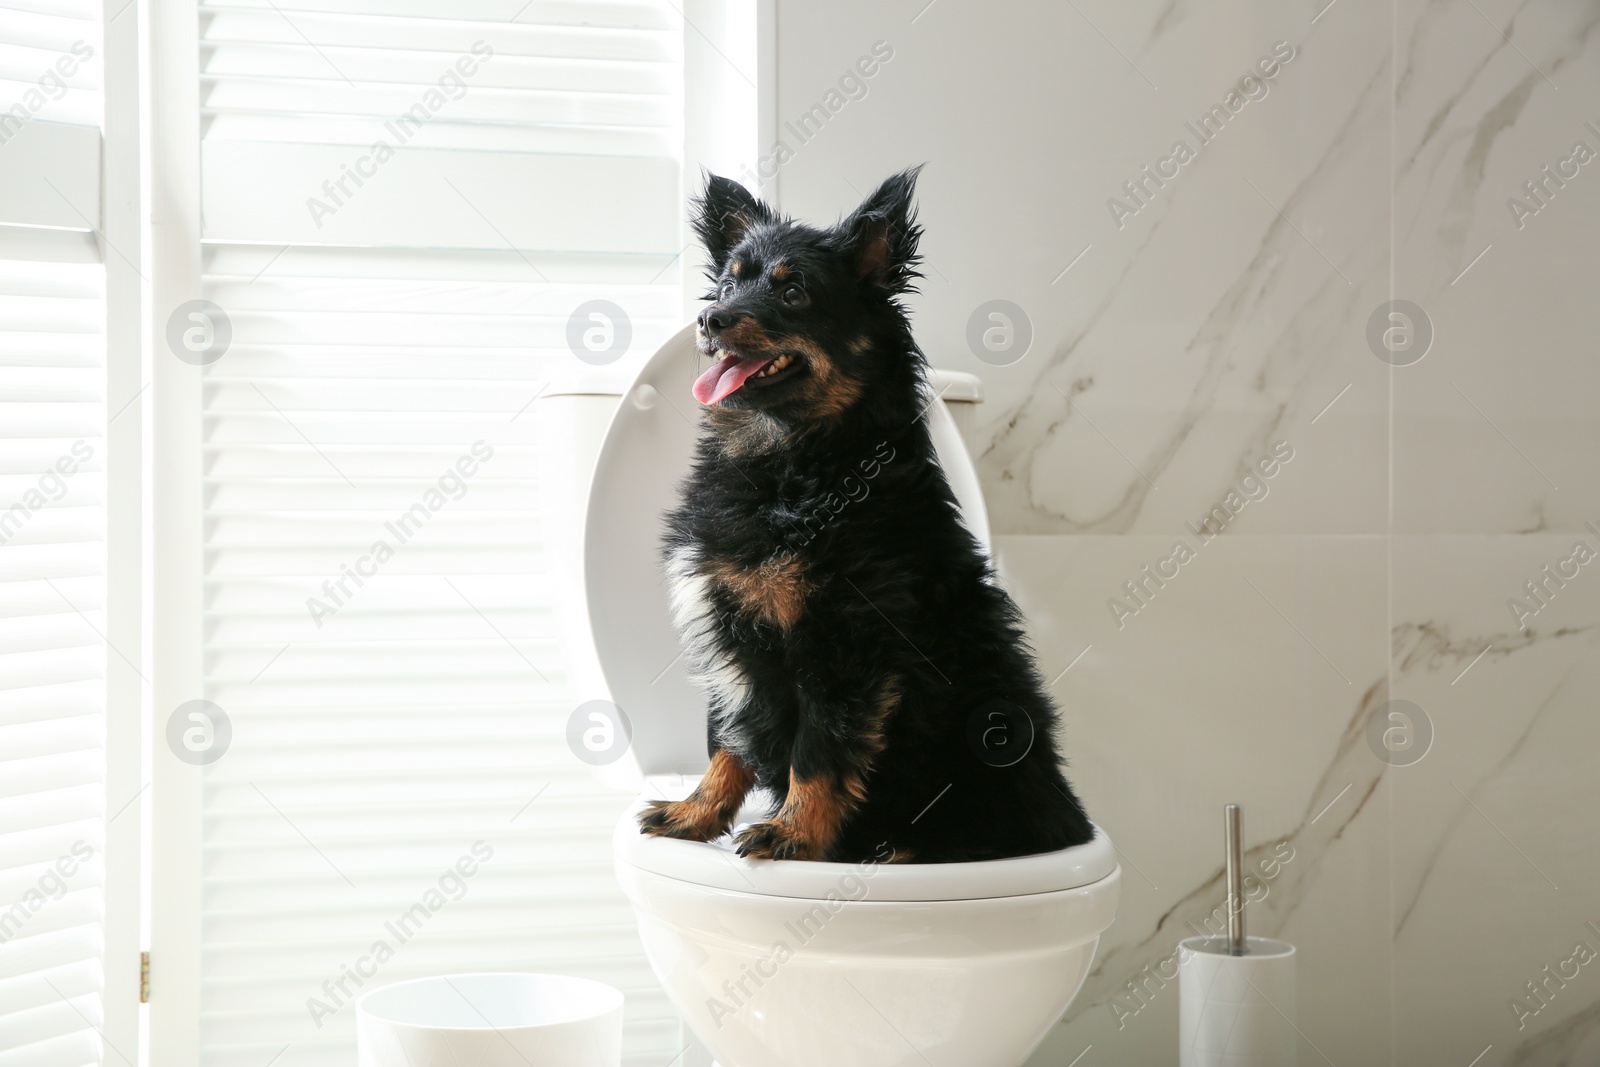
[977,49,1390,537]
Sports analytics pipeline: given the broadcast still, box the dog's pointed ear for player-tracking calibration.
[835,166,924,294]
[691,173,773,273]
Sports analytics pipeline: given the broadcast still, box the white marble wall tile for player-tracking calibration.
[776,0,1393,537]
[1393,0,1600,534]
[994,534,1390,1067]
[1390,536,1600,1067]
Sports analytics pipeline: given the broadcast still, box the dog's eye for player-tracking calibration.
[718,280,734,299]
[780,285,807,307]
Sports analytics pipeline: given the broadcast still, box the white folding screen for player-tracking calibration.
[0,236,108,1067]
[184,2,697,1064]
[0,2,110,1065]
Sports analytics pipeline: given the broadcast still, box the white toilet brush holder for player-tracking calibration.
[1178,934,1296,1066]
[1178,805,1297,1067]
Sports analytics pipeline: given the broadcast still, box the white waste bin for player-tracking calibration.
[357,972,623,1067]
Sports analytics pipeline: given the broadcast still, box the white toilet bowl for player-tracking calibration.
[538,325,1120,1067]
[615,794,1119,1067]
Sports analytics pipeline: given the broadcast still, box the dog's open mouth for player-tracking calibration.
[692,350,802,405]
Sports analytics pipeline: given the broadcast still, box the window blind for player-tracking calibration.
[0,239,108,1066]
[0,0,102,129]
[193,3,690,1064]
[0,1,107,1064]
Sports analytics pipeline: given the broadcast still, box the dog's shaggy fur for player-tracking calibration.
[638,169,1094,862]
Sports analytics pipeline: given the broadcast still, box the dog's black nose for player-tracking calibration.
[699,306,736,337]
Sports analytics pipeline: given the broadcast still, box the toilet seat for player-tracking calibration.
[614,797,1118,901]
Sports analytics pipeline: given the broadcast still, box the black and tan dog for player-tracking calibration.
[639,169,1094,862]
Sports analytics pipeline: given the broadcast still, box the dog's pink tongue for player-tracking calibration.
[692,353,773,405]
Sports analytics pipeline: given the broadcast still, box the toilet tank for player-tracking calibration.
[533,326,985,791]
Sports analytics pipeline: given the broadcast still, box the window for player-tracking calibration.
[0,4,759,1061]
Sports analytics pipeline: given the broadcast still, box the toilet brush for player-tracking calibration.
[1178,804,1297,1067]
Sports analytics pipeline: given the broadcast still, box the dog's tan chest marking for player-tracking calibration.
[708,552,813,632]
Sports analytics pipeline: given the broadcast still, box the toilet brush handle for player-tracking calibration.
[1225,804,1244,955]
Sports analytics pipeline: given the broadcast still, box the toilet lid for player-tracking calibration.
[583,324,991,785]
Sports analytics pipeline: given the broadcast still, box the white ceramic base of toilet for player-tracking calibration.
[615,801,1120,1067]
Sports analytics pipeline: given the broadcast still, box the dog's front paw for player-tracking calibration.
[638,798,727,841]
[734,820,821,860]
